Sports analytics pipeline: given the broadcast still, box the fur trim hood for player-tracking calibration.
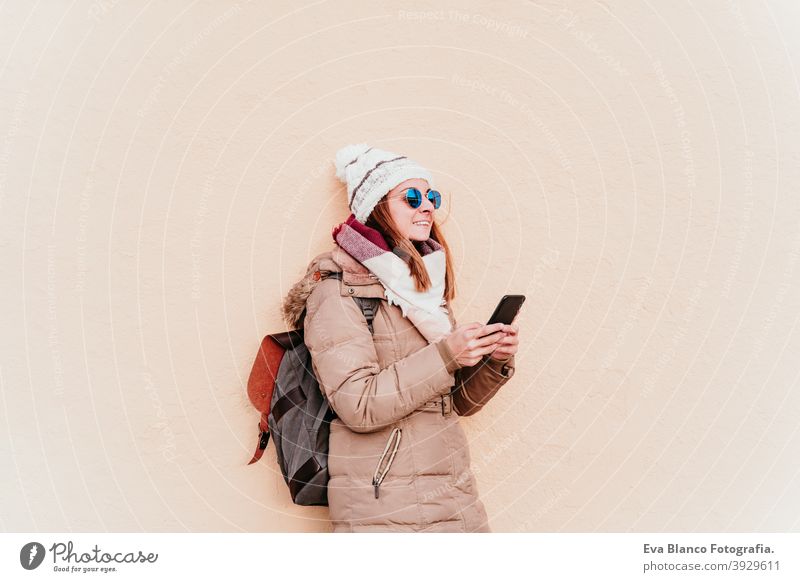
[281,244,380,329]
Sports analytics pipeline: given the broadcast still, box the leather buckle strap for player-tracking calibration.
[441,393,453,415]
[419,394,453,415]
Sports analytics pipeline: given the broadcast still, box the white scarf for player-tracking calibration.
[332,215,452,342]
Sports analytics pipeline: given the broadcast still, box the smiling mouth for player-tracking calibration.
[413,221,431,227]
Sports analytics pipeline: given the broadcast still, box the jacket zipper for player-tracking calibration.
[371,427,402,499]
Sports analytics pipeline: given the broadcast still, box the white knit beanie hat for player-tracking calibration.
[333,143,434,224]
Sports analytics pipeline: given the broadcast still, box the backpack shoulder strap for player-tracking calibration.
[353,297,380,335]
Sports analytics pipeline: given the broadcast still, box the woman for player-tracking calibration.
[281,143,520,532]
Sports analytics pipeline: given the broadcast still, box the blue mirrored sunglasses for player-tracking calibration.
[403,187,441,210]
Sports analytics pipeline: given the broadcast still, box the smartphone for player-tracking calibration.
[486,295,526,326]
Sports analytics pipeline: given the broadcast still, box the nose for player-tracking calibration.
[418,193,435,212]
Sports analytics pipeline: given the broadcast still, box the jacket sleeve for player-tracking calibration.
[303,283,456,433]
[434,310,516,417]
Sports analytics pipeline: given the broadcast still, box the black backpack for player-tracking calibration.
[246,272,379,506]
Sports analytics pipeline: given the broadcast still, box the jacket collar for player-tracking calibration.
[330,244,385,298]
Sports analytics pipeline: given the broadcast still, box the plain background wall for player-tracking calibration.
[1,0,799,532]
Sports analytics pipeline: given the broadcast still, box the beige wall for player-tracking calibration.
[2,0,799,532]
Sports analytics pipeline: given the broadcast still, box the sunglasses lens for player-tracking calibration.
[405,188,422,208]
[403,188,441,209]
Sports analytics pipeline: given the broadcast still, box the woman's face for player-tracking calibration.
[384,178,436,241]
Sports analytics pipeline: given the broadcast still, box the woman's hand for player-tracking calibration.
[488,316,520,362]
[445,322,508,367]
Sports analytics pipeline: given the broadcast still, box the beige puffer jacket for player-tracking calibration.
[282,244,516,532]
